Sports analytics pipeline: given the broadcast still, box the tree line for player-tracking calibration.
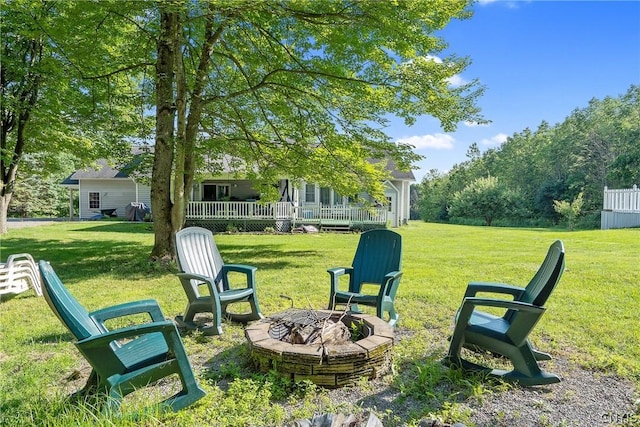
[414,85,640,229]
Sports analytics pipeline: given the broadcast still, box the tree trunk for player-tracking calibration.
[0,38,40,235]
[0,196,9,234]
[150,9,178,261]
[150,6,219,260]
[171,11,187,235]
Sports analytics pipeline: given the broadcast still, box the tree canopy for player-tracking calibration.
[0,0,149,232]
[5,0,486,259]
[418,85,640,228]
[148,0,485,258]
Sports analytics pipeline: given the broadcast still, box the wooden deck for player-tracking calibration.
[185,201,387,232]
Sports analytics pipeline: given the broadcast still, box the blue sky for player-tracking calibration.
[389,0,640,182]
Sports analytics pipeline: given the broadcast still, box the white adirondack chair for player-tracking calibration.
[0,253,43,301]
[175,227,263,334]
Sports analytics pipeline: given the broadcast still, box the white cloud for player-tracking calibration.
[480,133,508,146]
[425,55,466,88]
[446,74,467,87]
[397,133,455,150]
[477,0,528,9]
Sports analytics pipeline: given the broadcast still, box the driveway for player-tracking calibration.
[6,219,64,229]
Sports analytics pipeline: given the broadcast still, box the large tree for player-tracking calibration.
[150,0,484,259]
[0,1,145,233]
[9,1,485,259]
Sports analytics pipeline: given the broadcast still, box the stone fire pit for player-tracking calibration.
[245,309,394,388]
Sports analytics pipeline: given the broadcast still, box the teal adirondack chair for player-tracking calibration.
[175,226,263,335]
[443,240,566,386]
[327,229,403,326]
[38,261,206,412]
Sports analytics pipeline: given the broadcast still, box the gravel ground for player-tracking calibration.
[60,322,640,427]
[307,351,639,427]
[191,322,639,427]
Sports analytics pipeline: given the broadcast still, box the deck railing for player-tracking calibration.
[185,201,387,223]
[186,201,292,219]
[292,205,387,223]
[603,185,640,212]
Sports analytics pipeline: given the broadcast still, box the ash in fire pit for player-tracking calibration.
[245,309,394,388]
[268,309,352,345]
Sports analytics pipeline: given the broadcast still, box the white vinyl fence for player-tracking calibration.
[601,185,640,229]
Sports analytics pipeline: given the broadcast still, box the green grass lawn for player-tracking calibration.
[1,221,638,426]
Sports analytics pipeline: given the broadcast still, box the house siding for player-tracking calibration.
[78,179,151,219]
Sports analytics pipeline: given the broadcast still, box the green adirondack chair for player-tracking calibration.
[175,226,263,335]
[327,229,403,326]
[443,240,566,386]
[38,260,206,412]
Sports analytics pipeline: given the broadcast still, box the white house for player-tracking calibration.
[62,158,151,219]
[63,154,414,230]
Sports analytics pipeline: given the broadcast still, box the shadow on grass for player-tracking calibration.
[70,222,155,234]
[2,234,320,283]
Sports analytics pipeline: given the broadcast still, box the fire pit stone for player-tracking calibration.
[245,309,394,388]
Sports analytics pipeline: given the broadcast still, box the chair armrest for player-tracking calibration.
[327,267,351,275]
[76,320,177,349]
[223,264,257,274]
[89,299,166,325]
[220,264,257,291]
[177,272,217,287]
[461,297,544,314]
[379,271,403,298]
[177,271,222,295]
[327,267,354,292]
[464,282,526,299]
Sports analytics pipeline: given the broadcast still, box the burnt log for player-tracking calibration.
[289,320,351,345]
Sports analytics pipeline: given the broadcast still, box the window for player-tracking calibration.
[217,185,230,200]
[305,184,315,203]
[89,192,100,209]
[333,191,342,205]
[320,187,331,205]
[203,184,231,201]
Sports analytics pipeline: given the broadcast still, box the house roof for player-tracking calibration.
[63,151,415,184]
[67,158,131,180]
[373,158,416,181]
[61,148,152,185]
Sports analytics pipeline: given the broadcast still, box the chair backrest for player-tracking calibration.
[350,229,402,291]
[38,261,103,341]
[175,227,225,289]
[520,240,565,307]
[504,241,565,346]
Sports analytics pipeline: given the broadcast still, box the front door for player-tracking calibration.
[385,192,397,227]
[203,184,230,201]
